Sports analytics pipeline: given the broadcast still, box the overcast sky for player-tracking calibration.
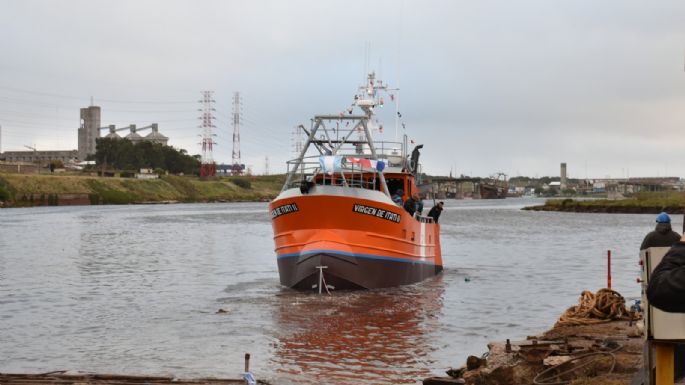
[1,0,684,178]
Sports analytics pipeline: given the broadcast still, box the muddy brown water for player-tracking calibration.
[0,199,659,384]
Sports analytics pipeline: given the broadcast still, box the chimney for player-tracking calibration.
[560,163,567,190]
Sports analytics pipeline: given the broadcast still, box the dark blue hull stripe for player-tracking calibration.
[276,249,437,266]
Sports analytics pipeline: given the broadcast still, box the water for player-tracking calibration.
[0,199,667,384]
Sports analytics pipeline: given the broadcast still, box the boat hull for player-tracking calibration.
[270,188,443,290]
[278,251,443,290]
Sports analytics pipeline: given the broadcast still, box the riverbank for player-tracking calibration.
[425,289,642,385]
[0,173,284,207]
[523,192,685,214]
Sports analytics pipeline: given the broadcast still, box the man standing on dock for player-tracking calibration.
[644,212,685,381]
[640,212,681,251]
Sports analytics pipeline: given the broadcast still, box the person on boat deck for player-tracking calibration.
[391,189,404,206]
[640,212,681,250]
[427,201,444,224]
[403,193,418,216]
[416,196,424,215]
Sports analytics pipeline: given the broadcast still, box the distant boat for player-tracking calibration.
[478,173,508,199]
[269,73,443,291]
[479,183,506,199]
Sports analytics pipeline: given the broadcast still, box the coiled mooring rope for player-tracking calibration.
[556,289,631,327]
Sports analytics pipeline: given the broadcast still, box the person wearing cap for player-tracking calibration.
[427,201,444,224]
[391,189,404,206]
[640,212,681,250]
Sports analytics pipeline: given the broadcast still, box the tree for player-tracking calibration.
[95,138,200,174]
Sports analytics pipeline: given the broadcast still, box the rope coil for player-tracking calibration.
[556,289,631,327]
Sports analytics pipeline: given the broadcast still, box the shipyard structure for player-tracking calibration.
[1,105,168,165]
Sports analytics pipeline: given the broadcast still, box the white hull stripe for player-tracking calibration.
[420,222,426,258]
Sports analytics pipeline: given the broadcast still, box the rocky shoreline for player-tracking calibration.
[425,290,643,385]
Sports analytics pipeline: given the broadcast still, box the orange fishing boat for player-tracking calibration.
[269,73,443,290]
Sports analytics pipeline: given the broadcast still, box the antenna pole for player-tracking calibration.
[395,91,400,141]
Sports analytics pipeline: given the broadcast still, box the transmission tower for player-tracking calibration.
[231,92,243,175]
[291,125,303,158]
[199,91,216,177]
[264,156,269,175]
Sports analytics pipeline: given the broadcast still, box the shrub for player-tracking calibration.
[0,177,16,202]
[233,178,252,189]
[0,185,11,201]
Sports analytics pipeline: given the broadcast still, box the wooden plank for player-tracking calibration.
[655,342,675,385]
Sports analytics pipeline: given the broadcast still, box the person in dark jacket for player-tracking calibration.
[647,240,685,312]
[640,212,681,250]
[416,196,424,216]
[427,201,444,223]
[403,193,417,216]
[646,238,685,380]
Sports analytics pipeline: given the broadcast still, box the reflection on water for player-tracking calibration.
[0,199,658,384]
[271,279,444,385]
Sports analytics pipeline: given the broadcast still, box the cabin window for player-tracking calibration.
[386,178,404,196]
[411,232,415,241]
[367,176,381,191]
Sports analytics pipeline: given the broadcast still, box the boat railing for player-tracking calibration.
[301,138,406,167]
[285,155,382,191]
[353,140,406,168]
[417,215,434,224]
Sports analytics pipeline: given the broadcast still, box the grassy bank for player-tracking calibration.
[0,173,285,207]
[523,191,685,213]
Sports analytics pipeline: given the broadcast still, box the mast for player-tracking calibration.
[283,72,398,196]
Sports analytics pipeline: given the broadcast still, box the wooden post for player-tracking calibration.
[607,249,612,290]
[655,342,674,385]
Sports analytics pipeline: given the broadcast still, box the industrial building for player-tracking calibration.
[1,150,77,163]
[0,105,168,166]
[101,123,168,146]
[78,105,101,161]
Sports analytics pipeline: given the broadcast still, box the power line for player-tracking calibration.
[0,85,195,104]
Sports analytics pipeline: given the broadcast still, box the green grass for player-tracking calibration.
[0,173,285,207]
[527,191,685,213]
